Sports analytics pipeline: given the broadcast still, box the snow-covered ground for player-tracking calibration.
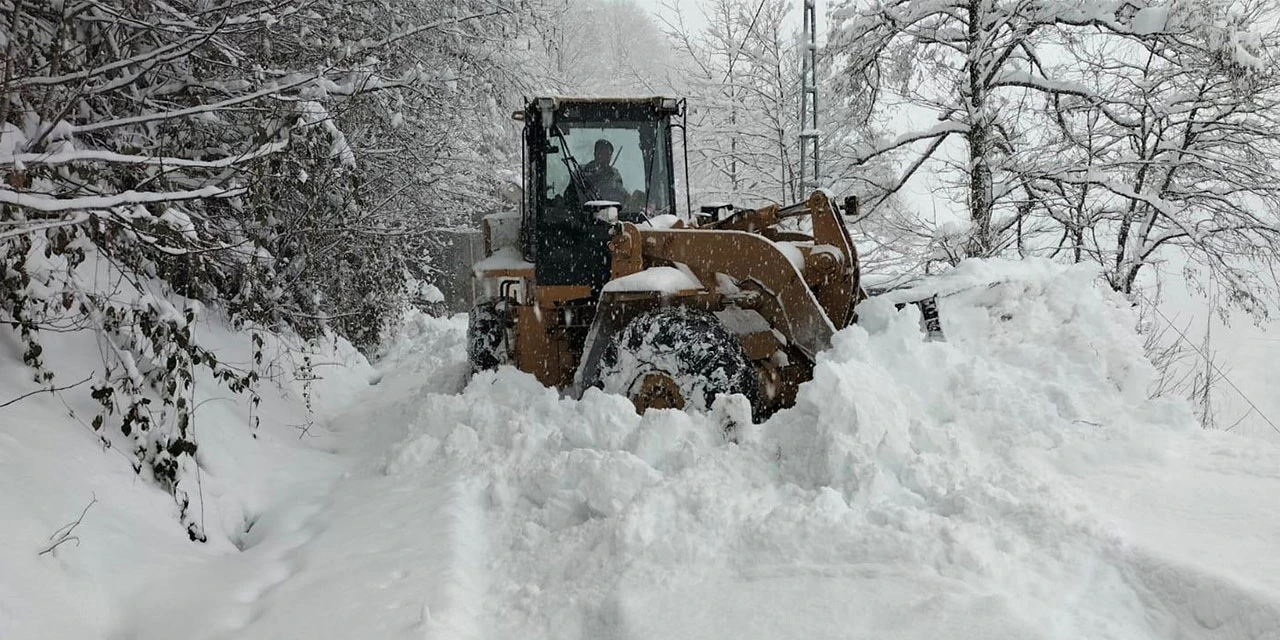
[4,258,1280,639]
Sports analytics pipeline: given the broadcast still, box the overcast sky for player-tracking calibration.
[630,0,813,36]
[631,0,708,31]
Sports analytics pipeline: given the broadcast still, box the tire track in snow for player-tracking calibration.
[224,471,487,640]
[419,478,488,640]
[219,316,483,640]
[123,458,490,640]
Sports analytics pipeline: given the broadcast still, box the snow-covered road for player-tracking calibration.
[103,260,1280,640]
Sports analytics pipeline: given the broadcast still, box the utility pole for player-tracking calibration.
[799,0,819,194]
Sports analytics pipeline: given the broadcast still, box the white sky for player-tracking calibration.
[632,0,710,32]
[632,0,811,36]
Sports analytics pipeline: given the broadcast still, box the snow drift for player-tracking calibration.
[378,258,1280,639]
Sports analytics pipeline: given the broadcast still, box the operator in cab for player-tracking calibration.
[579,139,627,203]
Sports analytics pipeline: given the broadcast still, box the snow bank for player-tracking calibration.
[371,257,1280,639]
[104,312,472,640]
[0,308,373,639]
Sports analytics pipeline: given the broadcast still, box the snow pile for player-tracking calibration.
[365,258,1280,639]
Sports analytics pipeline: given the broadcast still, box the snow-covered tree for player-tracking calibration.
[661,0,806,205]
[0,0,538,538]
[536,0,679,95]
[828,0,1280,313]
[1037,0,1280,312]
[826,0,1144,256]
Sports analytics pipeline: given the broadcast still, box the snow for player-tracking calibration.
[471,247,532,273]
[298,100,356,168]
[773,240,807,272]
[714,272,741,293]
[811,243,841,258]
[0,186,240,214]
[483,212,521,251]
[0,306,373,639]
[7,258,1280,639]
[159,207,199,240]
[992,70,1093,97]
[714,308,772,335]
[1131,6,1169,35]
[602,265,703,293]
[856,121,969,161]
[639,213,681,229]
[408,277,446,304]
[0,143,292,170]
[0,122,26,157]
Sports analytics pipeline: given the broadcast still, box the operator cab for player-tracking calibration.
[518,97,681,291]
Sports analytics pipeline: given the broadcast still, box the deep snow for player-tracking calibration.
[4,258,1280,639]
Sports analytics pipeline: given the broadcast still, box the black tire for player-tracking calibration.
[594,306,760,414]
[467,299,511,372]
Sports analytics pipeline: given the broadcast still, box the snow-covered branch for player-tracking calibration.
[0,186,243,215]
[855,122,968,164]
[0,141,290,169]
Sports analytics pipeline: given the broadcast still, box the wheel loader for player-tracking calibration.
[468,96,865,418]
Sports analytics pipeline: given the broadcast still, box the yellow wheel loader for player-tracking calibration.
[469,96,865,418]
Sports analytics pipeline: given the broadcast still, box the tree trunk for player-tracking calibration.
[964,0,993,257]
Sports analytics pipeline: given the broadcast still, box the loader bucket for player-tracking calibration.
[571,190,864,416]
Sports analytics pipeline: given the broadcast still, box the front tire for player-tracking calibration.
[593,307,759,415]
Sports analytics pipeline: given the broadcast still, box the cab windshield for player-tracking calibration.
[543,120,673,219]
